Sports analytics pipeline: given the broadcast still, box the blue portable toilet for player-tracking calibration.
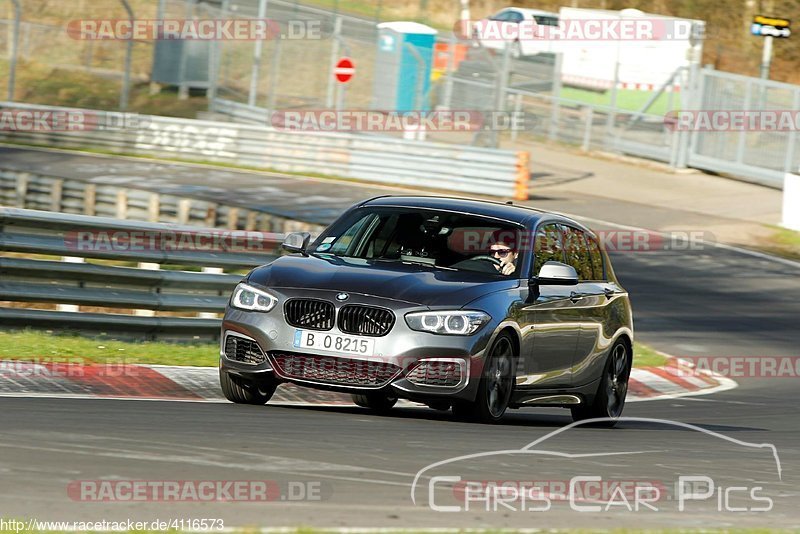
[372,22,438,112]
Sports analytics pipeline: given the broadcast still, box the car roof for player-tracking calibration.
[360,195,580,228]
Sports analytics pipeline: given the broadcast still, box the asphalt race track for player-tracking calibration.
[0,147,799,528]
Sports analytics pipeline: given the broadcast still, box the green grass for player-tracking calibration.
[633,342,669,368]
[761,225,800,261]
[0,59,208,118]
[0,329,218,367]
[0,329,670,369]
[560,86,679,116]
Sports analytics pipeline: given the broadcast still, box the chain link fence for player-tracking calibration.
[1,0,799,187]
[687,69,800,185]
[211,0,378,110]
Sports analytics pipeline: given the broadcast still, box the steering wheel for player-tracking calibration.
[471,255,502,268]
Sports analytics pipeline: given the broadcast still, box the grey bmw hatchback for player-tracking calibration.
[220,196,634,425]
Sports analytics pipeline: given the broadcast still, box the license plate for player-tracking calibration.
[293,329,375,355]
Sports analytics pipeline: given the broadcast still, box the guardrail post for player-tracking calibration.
[50,179,63,212]
[56,257,85,313]
[246,211,258,231]
[205,205,217,227]
[198,266,223,319]
[135,262,160,317]
[83,184,96,216]
[582,106,594,152]
[14,172,28,208]
[177,199,192,224]
[116,190,128,219]
[148,193,160,222]
[226,207,239,230]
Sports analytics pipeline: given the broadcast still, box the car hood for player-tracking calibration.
[247,254,519,307]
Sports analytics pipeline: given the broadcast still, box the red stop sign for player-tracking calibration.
[334,57,355,83]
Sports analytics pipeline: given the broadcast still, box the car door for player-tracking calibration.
[562,226,618,386]
[517,223,581,389]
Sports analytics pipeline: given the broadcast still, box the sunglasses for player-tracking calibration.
[490,248,512,258]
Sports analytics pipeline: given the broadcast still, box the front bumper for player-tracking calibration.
[219,289,493,403]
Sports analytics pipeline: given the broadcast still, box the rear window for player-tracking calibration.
[533,223,564,276]
[585,234,606,280]
[563,226,594,281]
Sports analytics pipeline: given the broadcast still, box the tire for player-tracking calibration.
[452,333,516,424]
[220,368,277,405]
[571,340,631,427]
[352,392,398,414]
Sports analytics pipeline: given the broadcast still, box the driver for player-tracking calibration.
[489,230,518,276]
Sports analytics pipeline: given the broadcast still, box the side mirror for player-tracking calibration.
[532,261,578,286]
[281,232,311,255]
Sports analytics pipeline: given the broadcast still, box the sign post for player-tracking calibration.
[333,57,355,111]
[750,15,791,80]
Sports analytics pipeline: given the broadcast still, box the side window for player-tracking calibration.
[508,11,524,23]
[534,15,559,26]
[585,235,605,281]
[533,223,564,276]
[563,226,594,281]
[490,10,510,21]
[327,213,375,256]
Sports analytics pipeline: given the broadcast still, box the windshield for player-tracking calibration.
[311,207,524,276]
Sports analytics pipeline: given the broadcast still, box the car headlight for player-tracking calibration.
[230,283,278,312]
[405,310,491,335]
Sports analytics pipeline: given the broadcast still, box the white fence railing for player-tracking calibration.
[0,102,530,200]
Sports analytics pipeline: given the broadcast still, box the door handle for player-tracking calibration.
[569,291,583,303]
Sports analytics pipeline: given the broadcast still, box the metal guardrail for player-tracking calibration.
[0,207,283,340]
[0,169,324,234]
[0,101,531,200]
